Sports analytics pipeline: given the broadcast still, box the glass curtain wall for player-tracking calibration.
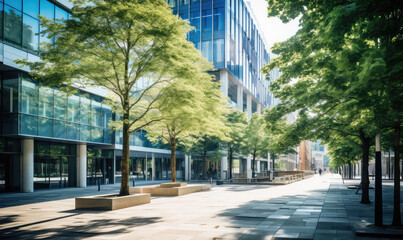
[34,141,76,189]
[0,71,113,144]
[0,0,70,53]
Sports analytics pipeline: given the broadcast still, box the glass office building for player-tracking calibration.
[169,0,272,178]
[169,0,271,116]
[0,0,271,192]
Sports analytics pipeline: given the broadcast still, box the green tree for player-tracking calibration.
[18,0,206,196]
[145,75,229,182]
[265,0,402,225]
[242,113,270,173]
[221,110,247,179]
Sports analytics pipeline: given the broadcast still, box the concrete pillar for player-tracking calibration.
[188,155,192,181]
[257,103,262,114]
[257,160,261,173]
[76,144,87,188]
[185,155,189,181]
[247,155,252,179]
[22,139,34,193]
[220,70,228,97]
[221,156,228,180]
[247,94,252,119]
[145,156,148,181]
[152,153,155,181]
[237,85,243,111]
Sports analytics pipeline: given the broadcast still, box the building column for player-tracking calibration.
[257,160,261,173]
[22,138,34,193]
[188,155,192,181]
[247,155,252,179]
[152,153,155,181]
[220,70,228,97]
[221,156,228,180]
[237,85,243,111]
[247,94,252,119]
[185,155,189,181]
[76,144,87,188]
[257,103,262,114]
[145,156,148,181]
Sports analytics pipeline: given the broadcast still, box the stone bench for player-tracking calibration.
[130,182,211,196]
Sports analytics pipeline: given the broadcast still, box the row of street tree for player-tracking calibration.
[262,0,402,226]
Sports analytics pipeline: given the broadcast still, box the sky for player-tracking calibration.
[244,0,300,51]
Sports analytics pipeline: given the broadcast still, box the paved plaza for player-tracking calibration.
[0,174,402,240]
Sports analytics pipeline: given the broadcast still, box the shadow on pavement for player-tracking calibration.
[0,215,162,239]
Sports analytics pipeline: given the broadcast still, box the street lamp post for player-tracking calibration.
[375,133,383,226]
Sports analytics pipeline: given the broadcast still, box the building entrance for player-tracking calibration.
[34,156,74,189]
[87,157,113,185]
[0,155,10,192]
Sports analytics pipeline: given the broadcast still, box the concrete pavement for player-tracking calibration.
[0,174,402,239]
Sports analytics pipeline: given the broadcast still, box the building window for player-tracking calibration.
[23,0,39,18]
[20,80,38,115]
[4,6,22,46]
[22,14,40,51]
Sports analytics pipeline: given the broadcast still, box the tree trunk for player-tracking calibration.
[360,131,371,204]
[119,115,131,196]
[392,120,401,226]
[349,163,352,179]
[251,150,256,172]
[170,138,176,182]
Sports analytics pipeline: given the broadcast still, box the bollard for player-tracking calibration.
[210,178,212,185]
[98,179,101,191]
[133,178,135,187]
[64,178,67,188]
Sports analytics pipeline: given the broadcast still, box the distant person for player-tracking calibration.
[319,169,323,176]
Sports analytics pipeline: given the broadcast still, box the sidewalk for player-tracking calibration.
[0,174,402,239]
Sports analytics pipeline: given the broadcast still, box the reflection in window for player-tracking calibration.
[68,95,80,123]
[54,120,67,139]
[80,125,91,141]
[102,105,112,128]
[38,117,53,137]
[21,114,38,135]
[39,87,54,118]
[23,14,39,51]
[2,72,19,113]
[67,123,79,140]
[80,97,91,125]
[201,40,212,62]
[55,6,67,22]
[54,90,67,120]
[23,0,39,17]
[91,100,102,127]
[21,80,38,115]
[213,38,224,68]
[4,6,22,46]
[5,0,22,11]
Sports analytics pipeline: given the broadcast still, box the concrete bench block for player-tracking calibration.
[75,193,150,210]
[150,184,211,196]
[159,182,187,188]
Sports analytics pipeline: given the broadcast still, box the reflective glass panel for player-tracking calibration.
[4,6,22,46]
[91,100,102,127]
[55,6,67,22]
[40,0,53,20]
[80,125,91,141]
[22,14,39,51]
[67,123,79,140]
[68,95,80,123]
[23,0,39,17]
[39,87,54,118]
[5,0,22,10]
[80,96,91,124]
[54,120,66,138]
[91,127,102,142]
[38,117,53,137]
[54,90,67,120]
[102,105,112,128]
[21,114,38,135]
[20,80,38,115]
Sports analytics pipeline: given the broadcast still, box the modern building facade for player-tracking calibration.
[0,0,273,193]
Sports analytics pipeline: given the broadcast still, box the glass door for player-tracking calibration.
[0,155,10,192]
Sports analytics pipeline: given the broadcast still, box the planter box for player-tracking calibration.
[160,182,187,188]
[150,184,211,196]
[75,193,150,210]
